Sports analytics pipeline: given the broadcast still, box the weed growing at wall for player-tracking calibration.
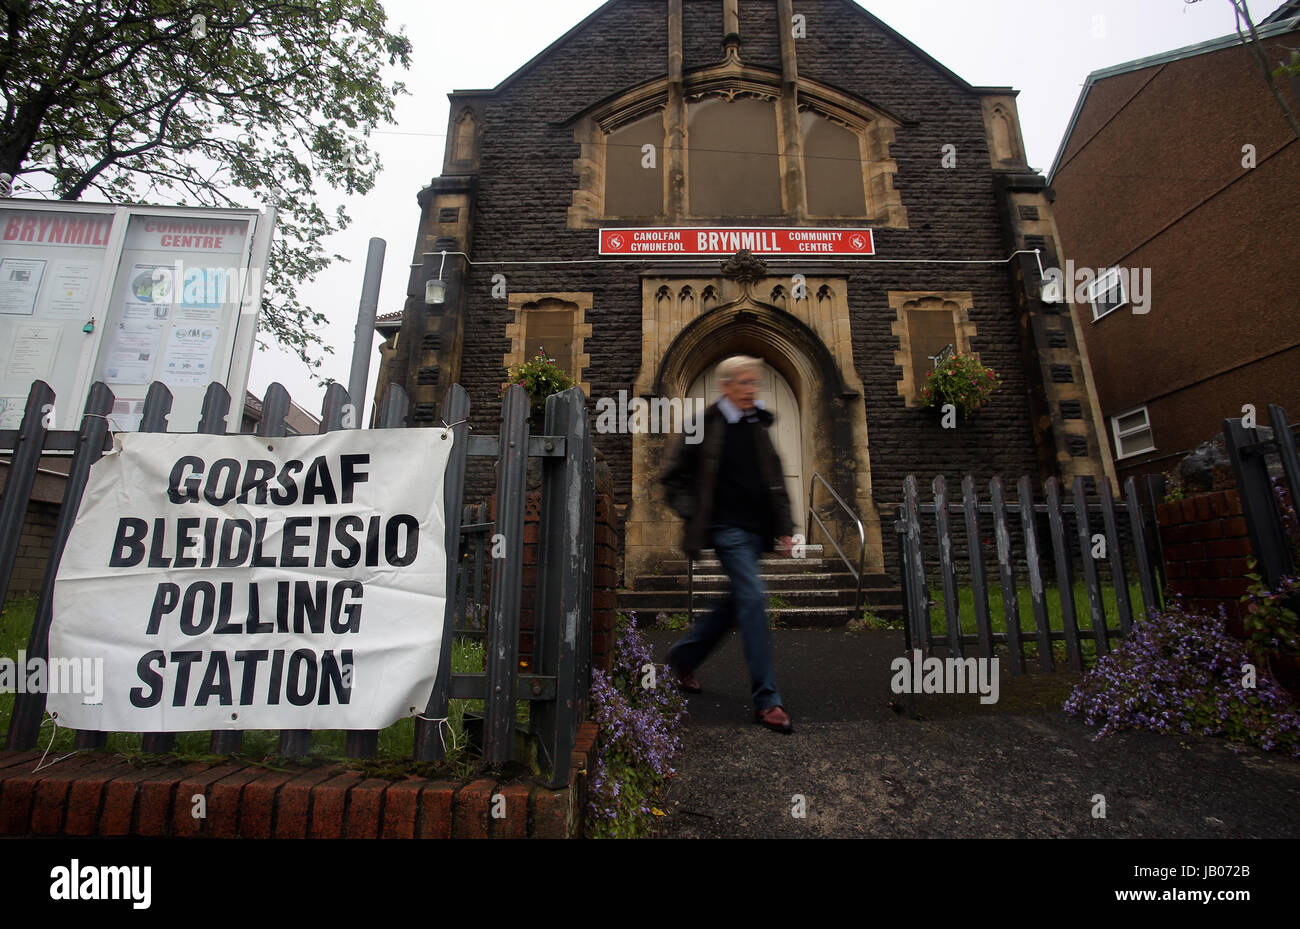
[586,612,687,838]
[847,607,904,633]
[654,611,690,631]
[1242,566,1299,659]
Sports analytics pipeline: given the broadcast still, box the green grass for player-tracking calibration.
[0,597,38,747]
[0,595,501,777]
[922,580,1151,664]
[927,580,1147,634]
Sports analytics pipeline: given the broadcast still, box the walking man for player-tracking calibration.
[660,355,796,733]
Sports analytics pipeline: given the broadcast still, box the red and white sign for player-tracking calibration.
[599,227,875,256]
[124,216,249,253]
[2,211,113,248]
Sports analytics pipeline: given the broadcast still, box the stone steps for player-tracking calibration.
[636,571,854,591]
[618,544,902,628]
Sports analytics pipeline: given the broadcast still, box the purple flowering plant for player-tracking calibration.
[586,611,687,838]
[1064,599,1300,758]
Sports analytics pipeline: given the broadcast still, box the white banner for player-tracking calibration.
[48,428,453,732]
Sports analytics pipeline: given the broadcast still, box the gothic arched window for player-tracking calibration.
[802,112,867,217]
[571,74,907,228]
[687,96,782,216]
[604,111,665,217]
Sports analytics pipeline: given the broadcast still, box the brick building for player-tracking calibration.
[1048,3,1300,485]
[377,0,1112,581]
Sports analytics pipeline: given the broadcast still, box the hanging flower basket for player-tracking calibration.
[919,352,1001,418]
[501,349,576,428]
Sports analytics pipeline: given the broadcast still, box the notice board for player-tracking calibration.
[0,202,274,432]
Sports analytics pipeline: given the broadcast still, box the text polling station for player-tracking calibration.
[47,428,454,732]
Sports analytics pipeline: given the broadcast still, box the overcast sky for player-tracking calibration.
[246,0,1271,417]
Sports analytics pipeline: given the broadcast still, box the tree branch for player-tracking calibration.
[1233,0,1300,137]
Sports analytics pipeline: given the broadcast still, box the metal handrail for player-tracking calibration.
[685,474,868,624]
[806,471,867,621]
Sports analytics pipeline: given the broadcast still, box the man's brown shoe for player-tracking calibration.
[755,705,794,733]
[677,671,702,693]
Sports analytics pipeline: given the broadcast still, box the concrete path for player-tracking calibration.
[646,627,1300,838]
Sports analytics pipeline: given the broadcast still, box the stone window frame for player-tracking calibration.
[503,292,593,394]
[443,102,485,174]
[452,108,479,164]
[568,72,906,228]
[889,292,979,408]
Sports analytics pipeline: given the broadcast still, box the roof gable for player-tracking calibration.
[1262,0,1300,25]
[459,0,980,98]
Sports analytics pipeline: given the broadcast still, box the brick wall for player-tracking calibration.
[511,490,619,673]
[0,720,599,839]
[1156,489,1253,621]
[3,500,58,603]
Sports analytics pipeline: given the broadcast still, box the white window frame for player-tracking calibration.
[1111,405,1155,460]
[1088,267,1128,321]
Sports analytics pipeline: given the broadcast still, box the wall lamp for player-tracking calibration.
[425,250,447,305]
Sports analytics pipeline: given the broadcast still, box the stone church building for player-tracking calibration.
[376,0,1113,583]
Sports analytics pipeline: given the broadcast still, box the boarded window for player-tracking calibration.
[453,110,478,163]
[802,112,866,217]
[521,298,577,377]
[687,97,782,216]
[906,308,959,387]
[604,112,664,217]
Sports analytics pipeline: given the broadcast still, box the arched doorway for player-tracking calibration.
[623,270,885,586]
[687,362,805,536]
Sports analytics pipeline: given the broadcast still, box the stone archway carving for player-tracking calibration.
[624,267,885,585]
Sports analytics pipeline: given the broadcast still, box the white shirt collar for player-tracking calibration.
[717,395,765,423]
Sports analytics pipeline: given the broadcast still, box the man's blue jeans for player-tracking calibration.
[668,526,782,711]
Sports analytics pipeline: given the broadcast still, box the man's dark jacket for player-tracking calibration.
[660,400,794,558]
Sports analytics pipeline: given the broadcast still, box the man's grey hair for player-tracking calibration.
[717,355,763,385]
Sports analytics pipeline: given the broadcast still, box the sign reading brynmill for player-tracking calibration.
[599,227,876,256]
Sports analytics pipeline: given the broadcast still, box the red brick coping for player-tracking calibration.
[0,720,597,839]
